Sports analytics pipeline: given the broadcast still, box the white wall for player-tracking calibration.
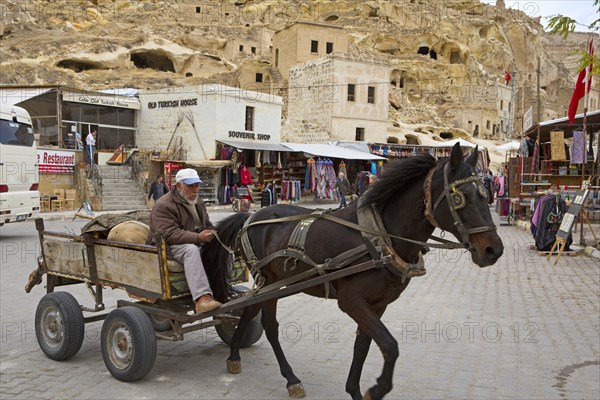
[137,85,282,160]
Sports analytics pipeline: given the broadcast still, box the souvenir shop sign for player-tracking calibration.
[556,186,590,241]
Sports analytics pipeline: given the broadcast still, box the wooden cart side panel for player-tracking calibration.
[94,246,163,294]
[43,240,89,277]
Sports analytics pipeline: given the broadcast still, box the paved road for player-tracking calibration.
[1,211,599,399]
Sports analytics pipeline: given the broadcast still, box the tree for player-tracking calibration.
[546,0,599,77]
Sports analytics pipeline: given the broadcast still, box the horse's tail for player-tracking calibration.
[202,212,251,303]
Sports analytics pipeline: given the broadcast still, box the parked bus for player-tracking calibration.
[0,105,40,226]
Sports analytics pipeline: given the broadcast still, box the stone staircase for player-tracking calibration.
[97,165,147,211]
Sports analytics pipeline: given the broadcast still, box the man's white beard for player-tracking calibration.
[177,187,196,204]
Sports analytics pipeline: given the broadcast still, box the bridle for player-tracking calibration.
[424,163,497,249]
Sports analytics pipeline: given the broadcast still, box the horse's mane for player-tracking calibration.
[360,154,437,210]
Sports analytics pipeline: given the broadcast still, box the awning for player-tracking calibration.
[283,143,386,160]
[184,160,232,168]
[525,109,600,143]
[430,138,478,148]
[217,139,290,152]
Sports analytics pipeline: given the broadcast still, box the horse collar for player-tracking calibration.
[356,200,426,278]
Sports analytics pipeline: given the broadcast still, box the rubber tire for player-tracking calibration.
[101,307,156,382]
[147,313,172,332]
[35,292,85,361]
[215,286,264,348]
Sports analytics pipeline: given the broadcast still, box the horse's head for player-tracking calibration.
[425,143,504,267]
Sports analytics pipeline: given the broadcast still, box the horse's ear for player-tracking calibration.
[450,143,463,168]
[466,145,478,167]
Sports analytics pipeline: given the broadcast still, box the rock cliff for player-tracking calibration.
[0,0,596,151]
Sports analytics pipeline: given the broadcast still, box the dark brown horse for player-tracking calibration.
[202,143,504,399]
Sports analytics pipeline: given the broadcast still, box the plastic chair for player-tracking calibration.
[64,189,76,211]
[51,189,65,212]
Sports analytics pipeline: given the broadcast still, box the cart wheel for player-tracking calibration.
[101,307,156,382]
[35,292,85,361]
[215,286,263,348]
[147,313,172,332]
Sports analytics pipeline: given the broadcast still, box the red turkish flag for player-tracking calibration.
[504,70,511,83]
[568,39,594,124]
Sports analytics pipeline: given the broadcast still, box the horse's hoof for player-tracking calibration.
[287,383,306,398]
[226,359,241,374]
[362,391,373,400]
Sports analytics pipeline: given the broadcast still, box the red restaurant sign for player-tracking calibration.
[37,149,75,174]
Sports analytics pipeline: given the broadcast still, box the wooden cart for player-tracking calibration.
[27,218,264,382]
[27,218,385,382]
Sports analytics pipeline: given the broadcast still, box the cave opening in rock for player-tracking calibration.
[449,50,464,64]
[405,134,421,145]
[130,51,175,72]
[440,132,454,139]
[56,59,104,72]
[417,46,429,55]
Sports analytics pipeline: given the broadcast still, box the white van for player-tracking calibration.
[0,105,40,226]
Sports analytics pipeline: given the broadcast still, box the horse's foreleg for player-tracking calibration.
[226,304,261,374]
[261,299,305,399]
[344,305,398,400]
[345,328,372,400]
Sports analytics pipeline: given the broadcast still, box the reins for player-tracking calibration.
[214,161,499,256]
[230,209,467,252]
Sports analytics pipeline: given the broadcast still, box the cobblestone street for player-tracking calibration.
[1,212,599,399]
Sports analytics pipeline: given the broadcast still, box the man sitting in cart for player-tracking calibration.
[147,168,222,314]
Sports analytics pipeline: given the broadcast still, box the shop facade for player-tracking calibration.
[136,84,284,204]
[0,86,140,203]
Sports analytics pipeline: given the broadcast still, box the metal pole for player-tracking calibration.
[536,57,541,175]
[579,39,592,245]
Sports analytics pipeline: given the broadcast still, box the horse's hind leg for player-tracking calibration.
[226,304,261,374]
[261,299,305,398]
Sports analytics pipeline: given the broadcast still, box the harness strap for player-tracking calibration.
[247,243,372,298]
[423,167,438,228]
[237,209,466,250]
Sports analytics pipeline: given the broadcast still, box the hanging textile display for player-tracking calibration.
[570,130,587,164]
[281,180,302,202]
[314,158,337,200]
[305,158,317,191]
[550,130,566,161]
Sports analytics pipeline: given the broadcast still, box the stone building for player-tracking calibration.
[137,84,282,161]
[284,53,390,144]
[273,22,349,80]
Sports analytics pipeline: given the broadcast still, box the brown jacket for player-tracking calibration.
[147,189,215,255]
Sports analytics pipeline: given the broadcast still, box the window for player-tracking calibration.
[251,47,256,54]
[275,48,279,67]
[355,127,365,141]
[0,120,34,147]
[326,42,333,54]
[486,120,490,130]
[367,86,375,104]
[347,84,355,102]
[245,106,254,131]
[311,40,318,53]
[500,100,504,110]
[239,45,244,52]
[256,73,263,83]
[196,6,201,13]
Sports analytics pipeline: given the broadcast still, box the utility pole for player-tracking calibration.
[510,68,516,141]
